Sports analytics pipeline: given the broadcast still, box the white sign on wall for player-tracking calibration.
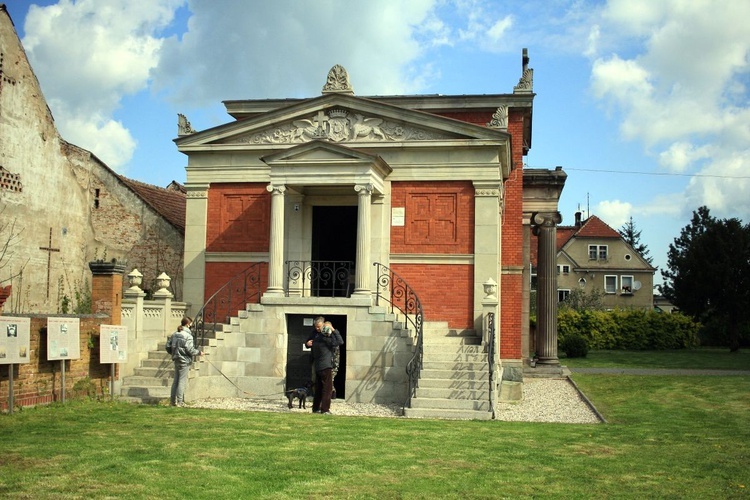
[47,317,81,361]
[391,207,405,227]
[0,317,31,365]
[99,325,128,364]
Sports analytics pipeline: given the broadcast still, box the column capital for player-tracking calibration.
[531,211,562,230]
[266,183,287,195]
[354,183,374,195]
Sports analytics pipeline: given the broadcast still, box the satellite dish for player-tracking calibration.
[633,281,642,291]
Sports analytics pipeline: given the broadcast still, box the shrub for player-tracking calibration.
[560,334,589,358]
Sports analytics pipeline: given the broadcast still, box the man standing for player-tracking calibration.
[310,319,343,414]
[167,317,203,407]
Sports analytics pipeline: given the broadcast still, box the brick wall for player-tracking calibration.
[390,181,475,329]
[390,181,474,254]
[0,315,114,411]
[498,109,527,359]
[391,264,474,329]
[203,262,268,310]
[206,183,270,253]
[432,111,494,127]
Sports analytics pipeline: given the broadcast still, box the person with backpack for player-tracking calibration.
[166,317,202,407]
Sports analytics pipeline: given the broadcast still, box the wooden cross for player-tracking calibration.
[39,227,60,299]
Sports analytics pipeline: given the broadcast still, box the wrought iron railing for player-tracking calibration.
[192,262,263,348]
[373,262,424,409]
[285,260,354,298]
[487,311,496,418]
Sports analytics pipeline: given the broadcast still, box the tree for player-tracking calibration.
[660,206,750,351]
[559,287,605,311]
[619,216,654,265]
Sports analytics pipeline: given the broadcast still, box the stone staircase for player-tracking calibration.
[403,323,493,420]
[120,340,204,403]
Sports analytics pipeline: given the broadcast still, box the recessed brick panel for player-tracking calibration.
[207,183,270,253]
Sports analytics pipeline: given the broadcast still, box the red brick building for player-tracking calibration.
[176,59,562,417]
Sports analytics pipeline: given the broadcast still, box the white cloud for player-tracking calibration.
[658,142,713,173]
[589,0,750,220]
[595,200,632,228]
[486,15,513,44]
[21,0,185,170]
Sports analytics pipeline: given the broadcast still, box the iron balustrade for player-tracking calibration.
[285,260,354,297]
[487,311,496,418]
[192,262,263,349]
[373,262,424,409]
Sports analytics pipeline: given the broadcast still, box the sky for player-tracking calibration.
[5,0,750,286]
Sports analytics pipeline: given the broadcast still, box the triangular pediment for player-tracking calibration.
[175,93,509,148]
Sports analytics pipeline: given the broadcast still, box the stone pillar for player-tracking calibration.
[152,272,174,336]
[353,183,373,297]
[265,184,286,297]
[89,260,127,325]
[531,212,561,365]
[473,183,501,333]
[183,184,209,316]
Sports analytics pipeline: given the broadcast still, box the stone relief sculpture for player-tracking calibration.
[487,105,508,129]
[322,64,354,94]
[177,113,196,135]
[229,109,453,145]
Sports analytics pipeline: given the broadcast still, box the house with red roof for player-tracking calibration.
[532,212,655,310]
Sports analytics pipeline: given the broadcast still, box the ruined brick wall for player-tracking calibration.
[0,315,114,411]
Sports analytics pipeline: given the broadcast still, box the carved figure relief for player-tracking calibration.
[229,109,453,145]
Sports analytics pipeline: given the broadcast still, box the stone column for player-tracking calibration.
[265,184,286,297]
[352,184,373,297]
[183,184,209,316]
[531,212,561,365]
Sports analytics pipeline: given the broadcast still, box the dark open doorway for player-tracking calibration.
[311,206,357,297]
[285,313,347,399]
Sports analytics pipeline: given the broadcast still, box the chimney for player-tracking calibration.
[575,211,582,227]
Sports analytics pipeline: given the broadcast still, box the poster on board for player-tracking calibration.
[99,325,128,364]
[0,316,31,364]
[47,317,81,360]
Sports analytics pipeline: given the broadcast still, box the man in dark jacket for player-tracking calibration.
[310,321,343,414]
[167,318,203,407]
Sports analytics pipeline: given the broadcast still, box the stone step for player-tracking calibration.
[417,378,490,390]
[120,385,171,399]
[140,358,174,369]
[420,369,487,380]
[121,375,171,387]
[421,336,481,345]
[422,344,484,355]
[422,352,488,362]
[148,350,171,360]
[414,387,489,400]
[403,407,493,420]
[421,361,489,371]
[409,397,489,411]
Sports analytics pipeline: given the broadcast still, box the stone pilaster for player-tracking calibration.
[352,184,373,298]
[265,184,286,296]
[531,211,561,365]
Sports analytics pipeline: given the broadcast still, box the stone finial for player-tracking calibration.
[483,278,498,299]
[127,268,143,292]
[322,64,354,94]
[153,272,173,298]
[487,105,508,129]
[513,48,533,93]
[177,113,196,136]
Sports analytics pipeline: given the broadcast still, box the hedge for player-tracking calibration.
[557,309,700,350]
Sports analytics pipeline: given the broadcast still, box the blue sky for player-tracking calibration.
[5,0,750,285]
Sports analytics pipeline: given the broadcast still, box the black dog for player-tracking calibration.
[287,381,313,409]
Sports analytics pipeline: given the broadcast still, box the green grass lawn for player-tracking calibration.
[562,347,750,370]
[2,351,749,499]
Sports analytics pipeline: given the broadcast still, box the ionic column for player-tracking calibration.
[531,211,562,365]
[265,184,286,296]
[352,184,373,297]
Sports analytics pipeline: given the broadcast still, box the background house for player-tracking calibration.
[532,212,656,310]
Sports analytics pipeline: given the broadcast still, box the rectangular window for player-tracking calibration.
[530,264,538,291]
[598,245,608,260]
[605,275,617,294]
[621,275,634,294]
[558,289,570,302]
[588,245,597,260]
[556,265,570,275]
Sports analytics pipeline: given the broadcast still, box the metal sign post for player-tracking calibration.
[60,359,66,403]
[110,364,115,400]
[8,364,14,415]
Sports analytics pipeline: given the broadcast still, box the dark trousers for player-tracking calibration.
[313,368,333,413]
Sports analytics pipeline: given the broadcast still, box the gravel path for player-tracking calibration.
[190,378,601,424]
